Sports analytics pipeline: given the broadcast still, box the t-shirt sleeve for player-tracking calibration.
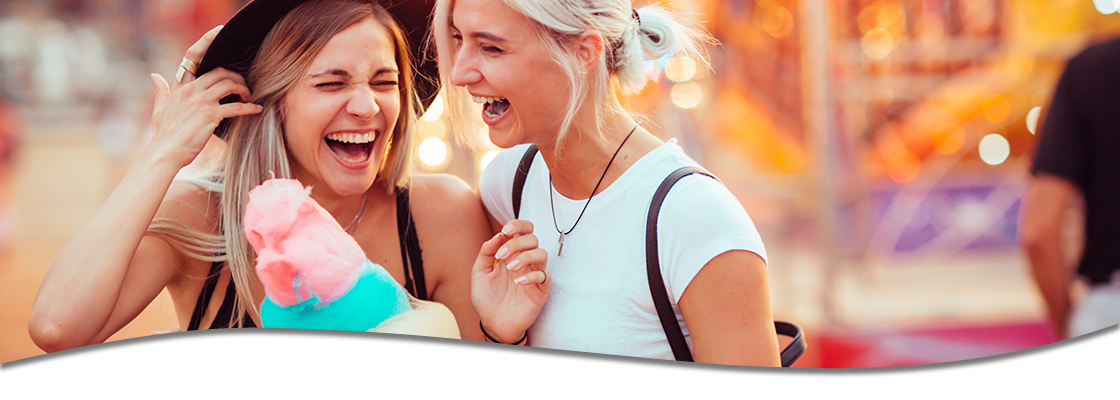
[479,145,528,226]
[656,175,768,303]
[1031,54,1087,189]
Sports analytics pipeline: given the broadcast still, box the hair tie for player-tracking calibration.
[632,8,641,26]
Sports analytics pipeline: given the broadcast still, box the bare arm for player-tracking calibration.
[1020,174,1080,340]
[679,250,780,367]
[411,175,493,342]
[28,27,261,351]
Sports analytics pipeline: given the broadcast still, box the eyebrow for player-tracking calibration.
[448,18,507,43]
[309,67,400,79]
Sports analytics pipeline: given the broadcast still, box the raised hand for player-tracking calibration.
[148,25,262,168]
[471,220,550,344]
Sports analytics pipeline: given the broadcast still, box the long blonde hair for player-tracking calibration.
[434,0,715,152]
[150,0,421,327]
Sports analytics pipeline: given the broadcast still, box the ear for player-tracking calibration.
[573,31,605,73]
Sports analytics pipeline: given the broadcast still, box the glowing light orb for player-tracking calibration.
[419,137,448,166]
[978,134,1010,166]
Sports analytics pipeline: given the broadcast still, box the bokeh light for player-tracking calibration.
[1026,106,1042,134]
[664,55,697,82]
[420,92,445,122]
[980,93,1011,123]
[887,150,922,184]
[862,28,894,60]
[978,134,1011,166]
[1095,0,1120,14]
[932,123,966,155]
[479,150,500,171]
[773,141,806,174]
[753,3,794,38]
[419,137,448,167]
[671,81,704,109]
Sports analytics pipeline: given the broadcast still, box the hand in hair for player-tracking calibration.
[149,25,263,168]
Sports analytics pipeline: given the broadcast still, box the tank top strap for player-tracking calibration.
[396,187,428,300]
[187,261,223,331]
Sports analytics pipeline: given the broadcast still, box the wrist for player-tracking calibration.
[480,322,527,345]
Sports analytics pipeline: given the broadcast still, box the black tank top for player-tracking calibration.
[187,187,426,330]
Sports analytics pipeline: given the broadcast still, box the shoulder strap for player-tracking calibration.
[188,261,224,331]
[646,167,806,367]
[396,187,428,300]
[512,145,539,219]
[647,166,712,362]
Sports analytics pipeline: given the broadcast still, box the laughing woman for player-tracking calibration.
[438,0,781,366]
[29,0,546,351]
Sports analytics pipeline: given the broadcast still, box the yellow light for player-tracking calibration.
[420,92,445,122]
[862,28,894,60]
[419,137,448,167]
[980,93,1011,124]
[670,81,703,109]
[664,56,697,82]
[978,134,1010,166]
[1026,106,1042,134]
[887,150,921,184]
[932,123,966,155]
[479,150,500,171]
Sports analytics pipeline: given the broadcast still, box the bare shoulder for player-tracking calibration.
[407,173,491,262]
[155,179,222,236]
[408,173,488,226]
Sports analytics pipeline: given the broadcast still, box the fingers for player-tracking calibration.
[151,73,170,105]
[498,219,535,237]
[218,101,265,119]
[514,270,549,286]
[176,25,224,87]
[493,232,538,262]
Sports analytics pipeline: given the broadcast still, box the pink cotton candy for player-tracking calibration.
[244,178,366,307]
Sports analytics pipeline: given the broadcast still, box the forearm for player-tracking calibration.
[29,150,184,349]
[1025,237,1073,340]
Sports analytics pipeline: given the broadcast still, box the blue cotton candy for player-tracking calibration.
[260,259,411,331]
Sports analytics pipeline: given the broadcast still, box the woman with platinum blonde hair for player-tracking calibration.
[440,0,781,365]
[30,0,549,351]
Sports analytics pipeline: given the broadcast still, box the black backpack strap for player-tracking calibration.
[646,166,806,367]
[647,166,712,362]
[512,145,539,219]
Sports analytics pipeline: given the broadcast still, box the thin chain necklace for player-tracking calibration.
[549,125,637,256]
[343,192,368,235]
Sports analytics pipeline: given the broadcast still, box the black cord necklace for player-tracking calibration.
[548,125,638,256]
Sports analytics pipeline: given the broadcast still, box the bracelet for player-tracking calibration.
[480,322,528,345]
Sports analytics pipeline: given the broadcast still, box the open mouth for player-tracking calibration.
[325,132,376,164]
[473,95,510,120]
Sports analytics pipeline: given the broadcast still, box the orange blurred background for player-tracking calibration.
[3,0,1119,367]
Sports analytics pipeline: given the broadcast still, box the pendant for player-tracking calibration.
[558,233,565,256]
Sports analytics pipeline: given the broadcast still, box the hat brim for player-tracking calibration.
[196,0,438,138]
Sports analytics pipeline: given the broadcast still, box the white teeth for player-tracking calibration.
[326,132,375,143]
[471,95,506,105]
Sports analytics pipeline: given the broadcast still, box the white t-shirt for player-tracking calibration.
[479,139,768,360]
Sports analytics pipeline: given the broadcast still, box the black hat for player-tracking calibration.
[196,0,438,138]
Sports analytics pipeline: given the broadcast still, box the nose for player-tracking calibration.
[449,46,482,87]
[347,85,379,120]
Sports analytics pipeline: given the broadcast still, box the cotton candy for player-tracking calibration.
[245,178,411,332]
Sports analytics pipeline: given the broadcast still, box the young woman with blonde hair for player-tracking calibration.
[30,0,548,351]
[440,0,781,365]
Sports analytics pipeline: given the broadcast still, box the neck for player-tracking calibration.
[537,111,661,199]
[306,182,392,232]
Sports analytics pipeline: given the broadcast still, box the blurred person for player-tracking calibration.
[1022,37,1120,340]
[434,0,779,365]
[0,94,19,248]
[29,0,547,352]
